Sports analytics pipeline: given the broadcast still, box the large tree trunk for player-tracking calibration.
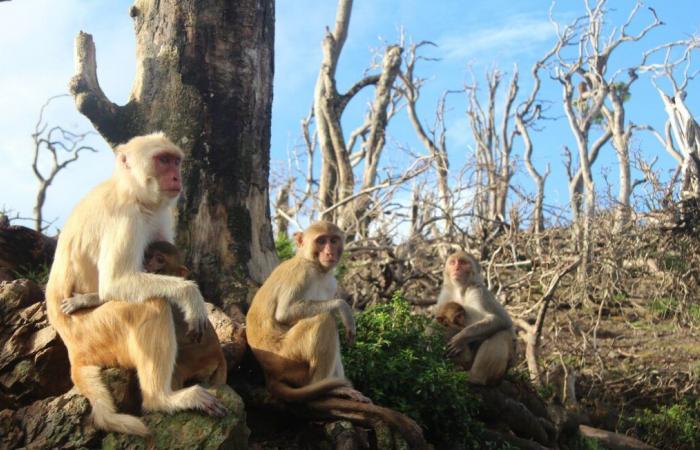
[69,0,276,307]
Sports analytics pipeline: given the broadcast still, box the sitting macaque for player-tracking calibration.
[46,133,223,435]
[62,241,227,389]
[437,251,515,385]
[436,302,475,370]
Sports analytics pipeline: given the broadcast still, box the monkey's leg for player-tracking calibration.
[130,299,227,417]
[468,330,512,385]
[71,364,149,435]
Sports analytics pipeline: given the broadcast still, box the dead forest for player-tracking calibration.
[1,0,700,449]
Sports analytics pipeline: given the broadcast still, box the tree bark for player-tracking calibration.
[69,0,276,307]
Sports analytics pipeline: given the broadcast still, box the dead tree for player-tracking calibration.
[400,41,454,235]
[514,52,555,236]
[550,0,661,273]
[30,95,96,233]
[465,69,519,238]
[311,0,403,238]
[640,36,700,228]
[69,0,276,307]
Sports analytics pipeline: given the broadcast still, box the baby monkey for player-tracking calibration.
[62,241,227,389]
[436,302,475,370]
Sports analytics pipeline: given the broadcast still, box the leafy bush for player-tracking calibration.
[341,292,482,446]
[275,234,295,261]
[626,399,700,449]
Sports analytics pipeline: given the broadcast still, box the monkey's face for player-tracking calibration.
[447,256,472,284]
[152,151,183,198]
[144,250,168,273]
[312,233,343,270]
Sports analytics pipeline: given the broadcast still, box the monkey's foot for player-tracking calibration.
[332,386,372,403]
[192,387,228,417]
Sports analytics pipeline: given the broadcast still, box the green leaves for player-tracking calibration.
[342,292,481,446]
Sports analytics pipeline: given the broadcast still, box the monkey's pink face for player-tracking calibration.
[313,233,343,269]
[447,257,471,282]
[154,151,182,197]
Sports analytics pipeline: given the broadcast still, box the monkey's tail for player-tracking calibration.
[73,365,149,436]
[268,377,349,402]
[306,397,428,450]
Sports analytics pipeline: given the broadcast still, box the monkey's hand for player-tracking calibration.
[178,282,209,343]
[61,293,103,314]
[446,332,469,358]
[337,300,356,345]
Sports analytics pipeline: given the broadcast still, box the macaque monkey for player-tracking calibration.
[246,221,360,402]
[436,302,474,370]
[62,241,227,390]
[437,251,515,385]
[246,221,426,448]
[45,133,226,436]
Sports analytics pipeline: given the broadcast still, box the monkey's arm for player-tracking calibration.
[97,215,208,340]
[274,274,356,343]
[61,292,105,314]
[447,289,512,356]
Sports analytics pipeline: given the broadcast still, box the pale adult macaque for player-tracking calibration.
[61,241,227,390]
[45,133,226,436]
[246,221,426,448]
[437,251,515,385]
[436,301,474,370]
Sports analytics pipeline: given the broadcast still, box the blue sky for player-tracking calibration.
[1,0,698,232]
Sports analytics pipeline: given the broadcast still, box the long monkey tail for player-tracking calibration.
[267,377,350,402]
[73,365,149,436]
[306,397,428,450]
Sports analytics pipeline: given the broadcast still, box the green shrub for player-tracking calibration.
[626,399,700,449]
[274,234,295,261]
[341,292,482,446]
[13,263,50,285]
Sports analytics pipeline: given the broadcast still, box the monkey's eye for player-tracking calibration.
[316,237,328,246]
[330,237,340,245]
[156,255,165,264]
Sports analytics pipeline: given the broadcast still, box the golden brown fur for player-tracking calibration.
[63,241,228,389]
[246,221,427,448]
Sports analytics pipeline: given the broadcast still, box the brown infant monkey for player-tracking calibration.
[436,301,475,370]
[63,241,227,390]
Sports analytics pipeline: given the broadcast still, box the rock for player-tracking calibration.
[0,225,56,275]
[2,383,249,449]
[0,279,44,315]
[207,303,247,373]
[0,281,71,408]
[0,267,15,283]
[102,384,249,450]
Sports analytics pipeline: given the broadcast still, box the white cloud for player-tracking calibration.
[439,14,555,61]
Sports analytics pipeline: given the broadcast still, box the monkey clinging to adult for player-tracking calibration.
[61,240,227,390]
[246,221,427,448]
[436,251,515,385]
[45,133,226,436]
[436,301,475,370]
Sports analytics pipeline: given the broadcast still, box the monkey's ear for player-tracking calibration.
[293,231,303,247]
[118,153,131,170]
[178,266,189,278]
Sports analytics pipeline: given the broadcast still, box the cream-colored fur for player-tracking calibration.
[45,133,223,435]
